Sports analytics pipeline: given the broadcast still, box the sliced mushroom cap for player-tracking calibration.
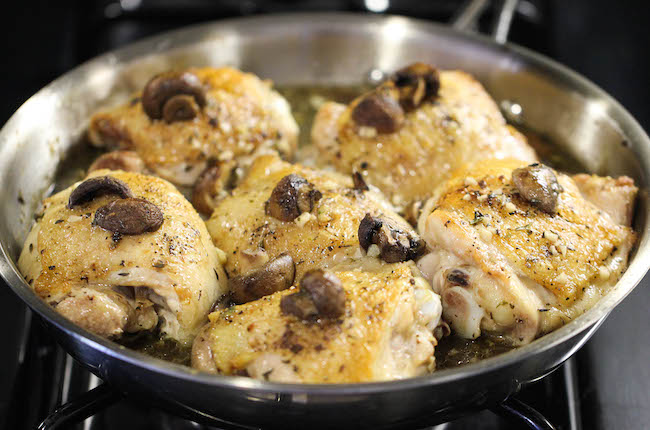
[390,62,440,112]
[279,291,318,321]
[230,253,295,304]
[512,163,563,214]
[68,176,133,208]
[352,171,369,191]
[351,87,405,134]
[300,270,345,319]
[88,151,145,174]
[265,174,322,222]
[191,160,238,216]
[93,198,164,235]
[358,214,426,263]
[162,94,200,123]
[280,269,345,321]
[141,71,206,122]
[403,200,423,227]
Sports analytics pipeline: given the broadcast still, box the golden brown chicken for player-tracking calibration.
[88,67,298,200]
[311,63,537,209]
[18,170,227,342]
[205,154,426,287]
[416,159,636,344]
[192,261,443,382]
[573,173,638,226]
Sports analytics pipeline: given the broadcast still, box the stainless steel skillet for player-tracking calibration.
[0,7,648,430]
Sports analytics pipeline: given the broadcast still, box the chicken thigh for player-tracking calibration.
[205,154,426,287]
[88,67,298,212]
[311,63,537,208]
[18,170,227,342]
[192,261,443,382]
[417,159,636,344]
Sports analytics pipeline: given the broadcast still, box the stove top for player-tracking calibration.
[1,1,649,429]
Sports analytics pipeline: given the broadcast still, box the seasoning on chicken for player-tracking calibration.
[192,262,443,382]
[205,154,425,283]
[18,170,228,342]
[88,67,299,212]
[417,159,637,344]
[311,63,537,209]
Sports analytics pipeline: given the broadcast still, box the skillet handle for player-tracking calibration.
[490,397,557,430]
[450,0,519,44]
[36,382,123,430]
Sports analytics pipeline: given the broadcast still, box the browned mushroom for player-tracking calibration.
[390,62,440,112]
[191,160,238,216]
[279,291,318,321]
[280,269,345,321]
[351,87,405,134]
[67,176,133,208]
[265,174,322,222]
[229,253,295,304]
[93,198,164,235]
[162,94,200,123]
[512,163,563,214]
[352,171,369,191]
[141,71,206,122]
[88,151,145,174]
[403,200,423,227]
[358,213,426,263]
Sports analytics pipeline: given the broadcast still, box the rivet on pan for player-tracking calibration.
[366,68,387,86]
[500,100,523,123]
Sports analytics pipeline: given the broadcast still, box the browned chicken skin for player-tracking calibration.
[311,65,537,209]
[417,159,636,344]
[88,67,298,191]
[205,154,422,282]
[18,170,228,342]
[192,261,443,382]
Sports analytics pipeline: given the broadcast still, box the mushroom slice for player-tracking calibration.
[191,160,238,216]
[390,62,441,111]
[351,87,404,134]
[141,71,207,121]
[265,174,322,222]
[358,214,426,263]
[162,94,200,123]
[230,253,295,304]
[280,269,345,321]
[67,176,133,208]
[512,163,563,214]
[352,171,369,191]
[93,198,164,235]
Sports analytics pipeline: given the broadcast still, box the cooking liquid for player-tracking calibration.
[53,85,582,369]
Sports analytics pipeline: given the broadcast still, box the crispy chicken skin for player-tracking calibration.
[18,170,227,342]
[88,67,298,187]
[192,262,442,382]
[572,173,637,226]
[312,69,537,208]
[417,159,636,344]
[206,154,419,281]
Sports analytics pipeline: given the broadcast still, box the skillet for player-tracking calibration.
[0,6,648,430]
